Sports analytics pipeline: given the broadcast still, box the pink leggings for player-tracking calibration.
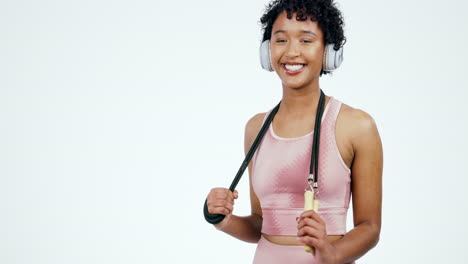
[252,236,356,264]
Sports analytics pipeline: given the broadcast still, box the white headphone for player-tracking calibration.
[259,39,344,72]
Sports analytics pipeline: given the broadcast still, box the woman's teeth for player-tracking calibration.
[284,64,304,71]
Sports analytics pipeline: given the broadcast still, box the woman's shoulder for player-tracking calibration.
[243,111,268,151]
[245,112,267,129]
[244,111,267,137]
[339,100,377,124]
[337,99,380,144]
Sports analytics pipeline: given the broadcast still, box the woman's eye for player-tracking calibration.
[275,39,286,43]
[302,40,312,43]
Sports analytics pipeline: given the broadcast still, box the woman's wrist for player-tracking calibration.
[214,214,232,231]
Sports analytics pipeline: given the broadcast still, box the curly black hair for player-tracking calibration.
[259,0,346,76]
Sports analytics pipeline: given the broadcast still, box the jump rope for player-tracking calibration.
[203,38,343,253]
[204,89,327,253]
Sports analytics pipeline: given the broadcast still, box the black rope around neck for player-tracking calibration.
[203,89,326,225]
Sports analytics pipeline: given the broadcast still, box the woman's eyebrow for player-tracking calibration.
[273,30,317,36]
[301,30,317,36]
[273,30,287,35]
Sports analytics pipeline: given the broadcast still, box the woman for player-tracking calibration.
[205,0,382,263]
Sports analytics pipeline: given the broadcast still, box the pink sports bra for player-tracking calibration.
[252,96,352,236]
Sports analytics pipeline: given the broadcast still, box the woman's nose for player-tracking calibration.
[285,42,300,57]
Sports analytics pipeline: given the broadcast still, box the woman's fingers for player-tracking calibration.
[207,201,231,215]
[297,220,322,237]
[298,234,323,249]
[297,217,324,232]
[210,188,237,202]
[212,199,234,212]
[206,188,238,215]
[209,206,230,215]
[297,210,326,226]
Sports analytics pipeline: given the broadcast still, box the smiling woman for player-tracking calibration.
[203,1,382,264]
[269,11,333,87]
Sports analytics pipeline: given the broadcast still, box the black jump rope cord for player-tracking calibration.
[311,89,326,184]
[204,90,326,225]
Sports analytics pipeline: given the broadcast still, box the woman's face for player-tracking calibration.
[270,11,325,89]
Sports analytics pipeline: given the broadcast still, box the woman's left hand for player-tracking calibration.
[297,210,339,264]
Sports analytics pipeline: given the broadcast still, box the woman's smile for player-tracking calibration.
[281,63,307,75]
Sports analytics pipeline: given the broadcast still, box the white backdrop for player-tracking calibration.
[1,0,468,263]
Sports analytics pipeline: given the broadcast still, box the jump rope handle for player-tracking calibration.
[203,102,281,225]
[304,190,320,253]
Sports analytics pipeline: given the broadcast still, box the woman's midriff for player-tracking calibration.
[262,233,344,246]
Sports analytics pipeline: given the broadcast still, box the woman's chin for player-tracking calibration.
[282,79,308,90]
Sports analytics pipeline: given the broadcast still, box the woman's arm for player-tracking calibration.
[332,109,383,264]
[214,113,265,243]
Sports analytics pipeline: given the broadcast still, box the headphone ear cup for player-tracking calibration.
[259,40,274,72]
[322,44,344,71]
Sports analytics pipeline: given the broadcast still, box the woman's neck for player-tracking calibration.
[278,82,323,119]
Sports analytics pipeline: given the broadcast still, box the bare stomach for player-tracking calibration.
[262,233,344,246]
